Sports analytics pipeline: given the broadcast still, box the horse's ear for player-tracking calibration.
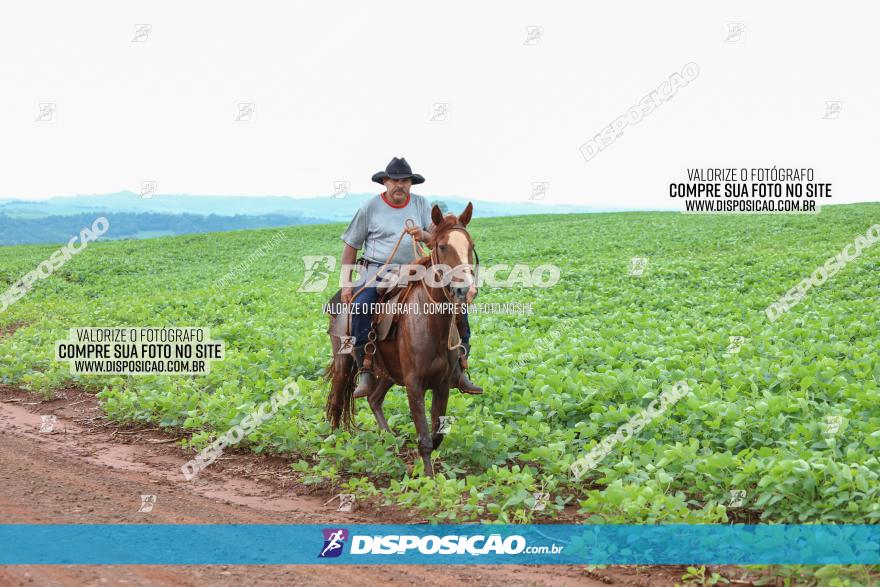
[431,205,444,226]
[458,202,473,227]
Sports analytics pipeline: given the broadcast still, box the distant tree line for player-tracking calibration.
[0,213,327,246]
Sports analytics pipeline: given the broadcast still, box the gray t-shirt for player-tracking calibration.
[341,192,433,264]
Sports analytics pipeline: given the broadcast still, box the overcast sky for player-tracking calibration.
[1,1,877,209]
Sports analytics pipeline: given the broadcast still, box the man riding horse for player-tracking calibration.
[340,156,483,397]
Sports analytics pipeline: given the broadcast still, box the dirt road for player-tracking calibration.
[0,385,692,586]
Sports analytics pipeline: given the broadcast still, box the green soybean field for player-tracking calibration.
[2,203,879,534]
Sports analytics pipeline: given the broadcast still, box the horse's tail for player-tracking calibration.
[322,358,334,382]
[324,356,356,429]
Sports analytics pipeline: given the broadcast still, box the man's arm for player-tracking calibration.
[340,243,359,303]
[339,203,369,303]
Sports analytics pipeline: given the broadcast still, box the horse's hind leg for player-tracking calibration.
[404,384,434,477]
[430,385,450,450]
[368,378,393,434]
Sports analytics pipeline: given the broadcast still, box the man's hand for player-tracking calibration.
[341,286,354,304]
[405,225,429,242]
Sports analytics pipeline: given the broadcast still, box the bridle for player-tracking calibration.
[426,224,478,304]
[424,223,477,353]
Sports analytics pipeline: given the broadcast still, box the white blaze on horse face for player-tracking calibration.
[446,231,473,286]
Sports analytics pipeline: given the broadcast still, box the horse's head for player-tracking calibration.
[429,202,475,302]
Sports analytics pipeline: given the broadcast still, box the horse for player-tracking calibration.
[324,202,477,477]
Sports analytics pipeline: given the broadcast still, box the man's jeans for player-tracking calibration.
[351,285,471,347]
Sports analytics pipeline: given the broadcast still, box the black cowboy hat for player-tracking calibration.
[371,157,425,185]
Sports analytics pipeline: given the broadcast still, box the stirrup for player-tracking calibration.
[455,344,482,394]
[457,370,483,395]
[353,371,374,399]
[352,341,375,399]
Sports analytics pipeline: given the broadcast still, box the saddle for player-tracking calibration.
[325,262,463,360]
[325,286,406,342]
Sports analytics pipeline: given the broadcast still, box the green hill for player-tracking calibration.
[0,193,606,245]
[0,192,602,222]
[0,212,325,245]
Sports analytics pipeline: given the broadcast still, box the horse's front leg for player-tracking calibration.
[368,378,394,434]
[431,385,450,450]
[404,383,434,477]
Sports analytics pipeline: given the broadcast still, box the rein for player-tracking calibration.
[349,218,426,302]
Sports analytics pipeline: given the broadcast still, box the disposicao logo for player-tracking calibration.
[319,528,349,558]
[349,534,529,555]
[318,530,562,558]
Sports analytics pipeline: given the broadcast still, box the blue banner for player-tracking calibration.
[1,524,878,565]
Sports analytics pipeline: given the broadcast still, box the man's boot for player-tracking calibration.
[455,342,483,395]
[352,345,375,399]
